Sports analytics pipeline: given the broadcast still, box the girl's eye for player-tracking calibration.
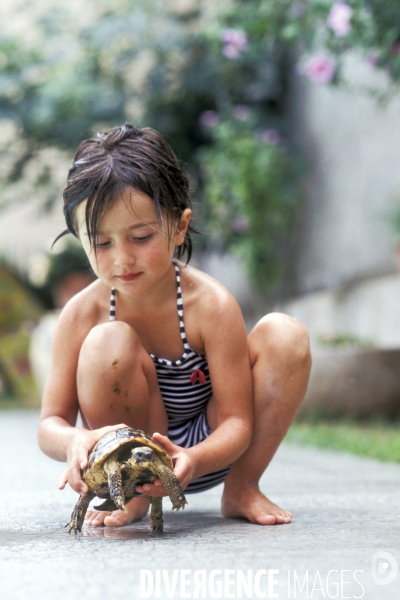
[133,234,152,243]
[95,240,111,248]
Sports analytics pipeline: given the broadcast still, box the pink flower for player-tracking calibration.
[219,28,248,47]
[232,215,249,234]
[223,44,241,59]
[290,3,306,19]
[327,2,353,37]
[367,53,378,67]
[219,28,248,60]
[260,129,280,145]
[233,105,250,121]
[199,110,219,127]
[301,54,336,84]
[391,41,400,55]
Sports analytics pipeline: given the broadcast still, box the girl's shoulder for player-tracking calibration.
[55,278,110,337]
[178,261,244,325]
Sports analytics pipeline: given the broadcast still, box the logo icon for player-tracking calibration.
[372,551,398,586]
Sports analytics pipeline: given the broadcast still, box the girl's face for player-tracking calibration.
[76,187,192,296]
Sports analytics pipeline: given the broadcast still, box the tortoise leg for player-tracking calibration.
[94,498,117,512]
[147,495,164,533]
[107,460,126,511]
[94,489,139,513]
[155,463,187,511]
[66,492,95,534]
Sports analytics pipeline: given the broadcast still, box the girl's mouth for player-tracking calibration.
[117,273,142,282]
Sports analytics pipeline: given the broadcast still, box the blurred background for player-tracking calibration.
[2,0,400,459]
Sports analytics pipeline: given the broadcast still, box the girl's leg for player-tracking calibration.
[77,321,168,527]
[221,313,311,525]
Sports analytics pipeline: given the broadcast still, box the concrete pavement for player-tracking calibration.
[0,410,399,600]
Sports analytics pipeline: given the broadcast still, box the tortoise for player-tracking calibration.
[67,427,187,534]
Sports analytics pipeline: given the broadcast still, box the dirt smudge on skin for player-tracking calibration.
[112,381,121,395]
[109,404,115,412]
[112,359,119,368]
[124,406,130,413]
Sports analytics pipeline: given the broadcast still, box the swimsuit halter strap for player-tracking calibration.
[173,259,191,351]
[109,288,116,322]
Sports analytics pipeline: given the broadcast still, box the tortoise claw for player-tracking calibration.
[66,493,94,534]
[65,520,81,534]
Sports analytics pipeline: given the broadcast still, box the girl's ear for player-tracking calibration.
[174,209,192,246]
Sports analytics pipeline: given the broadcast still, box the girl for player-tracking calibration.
[38,124,311,527]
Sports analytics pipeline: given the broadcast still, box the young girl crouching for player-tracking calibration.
[38,124,311,527]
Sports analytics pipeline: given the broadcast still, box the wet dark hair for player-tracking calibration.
[56,124,196,261]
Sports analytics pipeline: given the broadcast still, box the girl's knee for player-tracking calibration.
[249,312,311,366]
[80,321,145,367]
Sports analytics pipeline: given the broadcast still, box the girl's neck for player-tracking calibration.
[114,261,177,314]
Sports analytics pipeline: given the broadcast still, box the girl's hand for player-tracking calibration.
[135,432,196,497]
[58,423,128,496]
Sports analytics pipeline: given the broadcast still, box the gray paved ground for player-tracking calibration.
[0,410,399,600]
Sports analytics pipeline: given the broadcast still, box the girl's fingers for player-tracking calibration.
[60,427,125,497]
[100,423,128,437]
[58,468,68,490]
[171,460,189,483]
[62,448,91,495]
[58,465,86,495]
[152,435,194,484]
[151,434,194,487]
[152,432,178,454]
[67,463,89,495]
[79,452,88,470]
[136,482,167,497]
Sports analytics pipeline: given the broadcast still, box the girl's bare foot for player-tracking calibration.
[84,496,150,527]
[221,484,292,525]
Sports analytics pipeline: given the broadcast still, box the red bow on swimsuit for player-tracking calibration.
[190,369,207,384]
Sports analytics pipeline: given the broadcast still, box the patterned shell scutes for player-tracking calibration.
[86,427,171,473]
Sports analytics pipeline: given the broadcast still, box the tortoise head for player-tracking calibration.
[131,446,154,463]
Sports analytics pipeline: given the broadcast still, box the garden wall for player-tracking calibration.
[288,54,400,296]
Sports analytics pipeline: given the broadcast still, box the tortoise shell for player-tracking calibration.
[67,426,187,534]
[83,427,172,490]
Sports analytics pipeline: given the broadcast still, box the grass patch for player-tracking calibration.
[0,395,33,410]
[285,420,400,463]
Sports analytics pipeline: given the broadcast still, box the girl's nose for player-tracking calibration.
[114,242,135,267]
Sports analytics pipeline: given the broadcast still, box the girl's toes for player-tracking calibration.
[104,510,128,527]
[254,513,276,525]
[85,510,111,527]
[92,512,107,526]
[84,510,96,525]
[281,513,292,524]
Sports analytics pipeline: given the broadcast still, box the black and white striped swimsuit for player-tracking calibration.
[109,260,229,493]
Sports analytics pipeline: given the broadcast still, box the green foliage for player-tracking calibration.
[317,331,374,348]
[218,0,400,86]
[200,110,301,293]
[286,420,400,463]
[0,1,178,149]
[2,1,400,153]
[3,0,400,295]
[143,4,298,295]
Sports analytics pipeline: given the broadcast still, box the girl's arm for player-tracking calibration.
[182,289,253,480]
[138,286,253,495]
